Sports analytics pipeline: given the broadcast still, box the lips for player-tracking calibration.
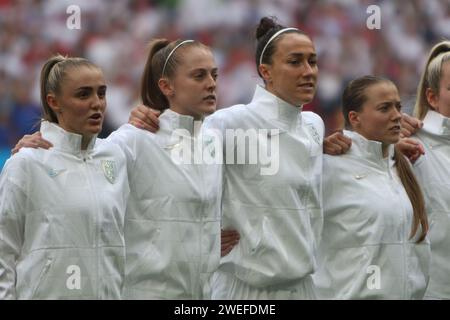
[88,113,103,124]
[298,83,315,89]
[89,113,102,120]
[203,95,216,102]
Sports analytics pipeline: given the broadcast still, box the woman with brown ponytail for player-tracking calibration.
[0,55,130,299]
[7,40,224,300]
[106,38,223,299]
[313,75,430,299]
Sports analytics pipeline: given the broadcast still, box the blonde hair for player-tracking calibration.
[40,54,100,123]
[414,41,450,120]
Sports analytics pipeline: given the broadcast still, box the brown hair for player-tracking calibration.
[40,54,100,123]
[255,16,307,78]
[342,75,428,242]
[414,40,450,120]
[140,39,206,111]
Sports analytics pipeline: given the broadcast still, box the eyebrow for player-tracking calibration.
[287,52,317,58]
[75,85,107,91]
[377,100,401,105]
[190,67,218,73]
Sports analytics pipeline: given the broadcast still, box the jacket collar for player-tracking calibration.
[248,85,302,132]
[344,130,395,170]
[422,110,450,137]
[159,108,199,137]
[40,121,97,154]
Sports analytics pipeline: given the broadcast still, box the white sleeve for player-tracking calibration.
[106,124,141,176]
[0,157,27,300]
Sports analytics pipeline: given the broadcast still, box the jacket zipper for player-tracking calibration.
[82,152,101,299]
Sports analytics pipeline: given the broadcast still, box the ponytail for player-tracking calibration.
[141,39,171,111]
[40,55,66,123]
[414,41,450,120]
[394,146,428,242]
[140,38,205,111]
[40,54,99,123]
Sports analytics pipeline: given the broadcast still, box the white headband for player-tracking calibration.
[259,28,299,66]
[162,40,194,76]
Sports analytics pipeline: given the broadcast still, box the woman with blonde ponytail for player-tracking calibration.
[0,55,130,299]
[410,41,450,299]
[313,75,430,299]
[10,38,230,300]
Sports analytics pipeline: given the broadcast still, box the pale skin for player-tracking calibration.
[11,47,238,258]
[426,60,450,118]
[392,61,450,160]
[348,81,402,157]
[48,66,107,150]
[159,46,218,120]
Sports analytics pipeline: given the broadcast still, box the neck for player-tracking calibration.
[169,106,203,121]
[264,84,301,108]
[381,143,390,158]
[81,135,93,150]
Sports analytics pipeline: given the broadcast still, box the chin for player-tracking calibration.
[298,96,314,106]
[203,106,216,116]
[384,137,400,145]
[87,127,102,135]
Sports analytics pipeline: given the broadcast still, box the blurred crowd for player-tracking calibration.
[1,0,449,168]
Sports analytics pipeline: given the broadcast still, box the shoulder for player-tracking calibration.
[205,104,249,130]
[302,111,325,129]
[323,151,359,175]
[108,124,157,146]
[0,150,37,187]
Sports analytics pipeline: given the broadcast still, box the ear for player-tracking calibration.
[158,78,174,97]
[46,94,61,114]
[258,64,272,83]
[425,87,439,111]
[348,110,361,128]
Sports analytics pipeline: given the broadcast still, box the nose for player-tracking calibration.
[206,74,216,92]
[92,94,105,110]
[302,61,315,78]
[391,107,402,122]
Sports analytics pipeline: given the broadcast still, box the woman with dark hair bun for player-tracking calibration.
[202,16,324,299]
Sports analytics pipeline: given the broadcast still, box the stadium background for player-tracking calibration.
[1,0,449,169]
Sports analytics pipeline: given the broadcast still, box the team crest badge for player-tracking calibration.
[307,125,321,145]
[101,160,116,184]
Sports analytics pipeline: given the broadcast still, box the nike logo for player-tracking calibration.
[48,168,66,178]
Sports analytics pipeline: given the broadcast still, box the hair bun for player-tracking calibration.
[256,16,278,40]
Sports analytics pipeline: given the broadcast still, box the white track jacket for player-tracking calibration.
[413,110,450,299]
[314,130,430,299]
[0,121,129,299]
[108,109,222,299]
[207,85,324,289]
